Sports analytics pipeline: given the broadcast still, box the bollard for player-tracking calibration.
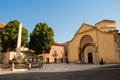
[11,62,14,71]
[28,62,31,70]
[41,62,43,67]
[39,62,41,68]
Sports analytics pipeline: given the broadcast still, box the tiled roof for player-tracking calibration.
[53,42,67,47]
[0,22,6,28]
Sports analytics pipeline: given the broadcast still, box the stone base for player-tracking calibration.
[12,69,28,71]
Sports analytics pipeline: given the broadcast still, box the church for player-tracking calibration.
[67,20,120,64]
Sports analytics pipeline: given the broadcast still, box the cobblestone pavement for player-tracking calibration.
[0,63,120,80]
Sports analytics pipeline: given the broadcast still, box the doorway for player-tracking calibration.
[46,57,49,63]
[54,58,57,63]
[88,52,93,63]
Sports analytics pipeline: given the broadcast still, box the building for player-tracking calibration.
[0,22,5,28]
[118,33,120,59]
[41,43,67,63]
[68,20,120,64]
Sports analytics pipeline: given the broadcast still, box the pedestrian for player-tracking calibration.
[100,58,104,65]
[66,58,69,64]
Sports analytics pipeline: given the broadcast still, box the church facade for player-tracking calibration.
[68,20,120,64]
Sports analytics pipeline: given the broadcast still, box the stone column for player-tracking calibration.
[28,62,31,70]
[16,23,22,58]
[11,62,15,71]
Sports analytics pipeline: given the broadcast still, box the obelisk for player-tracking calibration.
[16,23,22,58]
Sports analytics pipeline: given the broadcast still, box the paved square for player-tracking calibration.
[0,63,120,80]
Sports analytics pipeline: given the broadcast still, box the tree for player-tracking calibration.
[29,22,54,54]
[1,20,28,52]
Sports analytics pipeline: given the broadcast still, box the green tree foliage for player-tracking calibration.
[29,23,54,54]
[1,20,28,52]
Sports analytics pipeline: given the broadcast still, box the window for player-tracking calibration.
[61,51,62,54]
[54,50,57,55]
[53,49,57,57]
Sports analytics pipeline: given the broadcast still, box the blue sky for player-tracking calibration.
[0,0,120,43]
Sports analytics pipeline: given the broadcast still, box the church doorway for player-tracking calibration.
[79,35,96,64]
[88,52,93,63]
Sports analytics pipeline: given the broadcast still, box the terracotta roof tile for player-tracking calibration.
[53,42,67,47]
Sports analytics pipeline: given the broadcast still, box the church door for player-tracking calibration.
[88,52,93,63]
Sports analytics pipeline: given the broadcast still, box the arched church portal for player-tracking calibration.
[79,35,96,63]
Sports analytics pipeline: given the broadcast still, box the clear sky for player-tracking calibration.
[0,0,120,43]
